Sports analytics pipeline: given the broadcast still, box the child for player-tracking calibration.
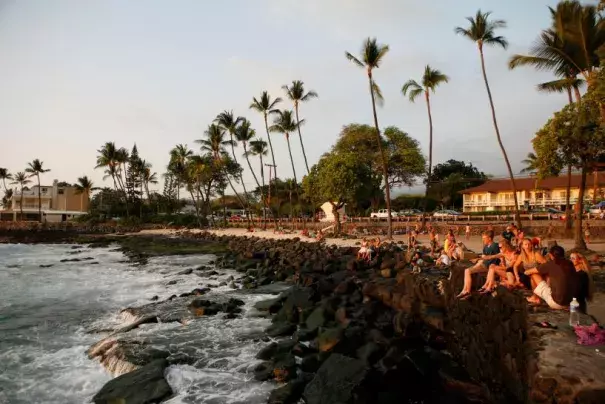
[357,238,370,260]
[465,224,471,241]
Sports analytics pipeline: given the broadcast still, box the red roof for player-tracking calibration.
[461,172,605,194]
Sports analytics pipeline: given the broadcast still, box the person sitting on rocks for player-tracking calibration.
[570,252,594,312]
[478,239,518,293]
[357,238,370,261]
[429,227,438,254]
[524,245,578,309]
[409,231,418,249]
[437,250,451,267]
[502,226,514,244]
[316,229,324,242]
[444,233,457,260]
[512,238,547,292]
[456,230,500,299]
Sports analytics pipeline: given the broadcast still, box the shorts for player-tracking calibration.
[534,281,566,310]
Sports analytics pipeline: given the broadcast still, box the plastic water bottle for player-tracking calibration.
[569,298,580,327]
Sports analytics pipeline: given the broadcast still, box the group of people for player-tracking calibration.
[357,237,381,261]
[457,229,593,312]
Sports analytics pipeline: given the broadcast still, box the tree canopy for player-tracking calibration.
[428,159,489,208]
[332,124,426,190]
[302,152,380,234]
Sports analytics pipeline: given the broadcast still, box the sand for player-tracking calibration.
[137,227,605,254]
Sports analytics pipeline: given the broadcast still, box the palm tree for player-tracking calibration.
[141,162,158,203]
[197,124,249,223]
[520,152,539,174]
[96,142,130,217]
[402,65,449,216]
[345,37,394,238]
[250,91,282,179]
[270,110,300,186]
[169,144,193,201]
[250,139,269,228]
[25,159,50,222]
[282,80,318,174]
[11,172,30,220]
[455,10,522,228]
[1,189,13,209]
[74,176,96,212]
[0,168,12,192]
[215,111,252,219]
[235,119,262,191]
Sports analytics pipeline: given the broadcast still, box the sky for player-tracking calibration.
[0,0,591,195]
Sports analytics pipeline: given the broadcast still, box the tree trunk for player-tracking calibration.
[286,134,298,185]
[574,87,582,103]
[478,45,521,229]
[264,113,277,180]
[574,166,588,250]
[422,90,434,227]
[229,134,252,226]
[20,186,24,220]
[593,169,598,204]
[367,71,392,239]
[37,173,42,222]
[259,154,267,230]
[565,165,573,232]
[188,188,201,227]
[294,104,310,174]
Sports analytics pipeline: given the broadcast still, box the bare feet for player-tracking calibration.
[527,296,541,305]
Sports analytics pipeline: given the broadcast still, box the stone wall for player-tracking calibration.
[362,267,529,403]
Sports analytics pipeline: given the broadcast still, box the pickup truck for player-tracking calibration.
[370,209,397,219]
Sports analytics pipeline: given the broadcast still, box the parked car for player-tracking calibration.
[370,209,398,219]
[433,209,461,218]
[589,201,605,214]
[400,209,422,216]
[531,207,565,219]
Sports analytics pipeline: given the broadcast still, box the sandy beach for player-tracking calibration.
[137,227,605,254]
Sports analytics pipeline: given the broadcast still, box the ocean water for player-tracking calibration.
[0,243,279,404]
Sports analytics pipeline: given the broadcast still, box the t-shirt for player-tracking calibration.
[537,259,578,306]
[502,231,514,242]
[483,242,500,268]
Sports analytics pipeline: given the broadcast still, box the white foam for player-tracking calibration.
[0,243,279,404]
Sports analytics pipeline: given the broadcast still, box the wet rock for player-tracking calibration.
[303,354,368,404]
[273,354,297,383]
[150,295,159,301]
[268,375,311,404]
[254,361,274,381]
[167,280,178,285]
[316,327,343,352]
[39,264,54,268]
[305,307,327,332]
[254,297,283,313]
[92,359,172,404]
[176,268,193,275]
[266,322,297,338]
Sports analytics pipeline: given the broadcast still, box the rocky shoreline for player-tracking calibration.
[30,231,603,404]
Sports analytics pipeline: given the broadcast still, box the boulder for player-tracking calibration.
[176,268,193,275]
[268,375,313,404]
[92,359,172,404]
[266,322,297,338]
[303,354,368,404]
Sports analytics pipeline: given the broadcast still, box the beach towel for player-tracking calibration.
[574,323,605,346]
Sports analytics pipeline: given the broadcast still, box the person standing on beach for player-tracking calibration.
[465,224,471,240]
[585,223,591,244]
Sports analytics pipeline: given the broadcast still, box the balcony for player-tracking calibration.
[464,197,581,208]
[13,190,52,197]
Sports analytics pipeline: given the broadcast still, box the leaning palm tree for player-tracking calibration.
[249,91,282,179]
[74,176,96,212]
[345,37,393,238]
[0,168,12,192]
[25,159,50,222]
[197,124,249,224]
[269,110,300,186]
[11,172,30,220]
[141,162,158,203]
[282,80,318,174]
[215,111,252,218]
[250,139,269,228]
[235,119,262,191]
[402,65,449,216]
[455,10,522,228]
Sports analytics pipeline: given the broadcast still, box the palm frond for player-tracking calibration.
[401,79,422,102]
[301,90,318,101]
[345,52,364,68]
[536,77,584,93]
[372,80,384,107]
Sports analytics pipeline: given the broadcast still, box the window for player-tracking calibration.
[58,189,64,195]
[42,188,47,192]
